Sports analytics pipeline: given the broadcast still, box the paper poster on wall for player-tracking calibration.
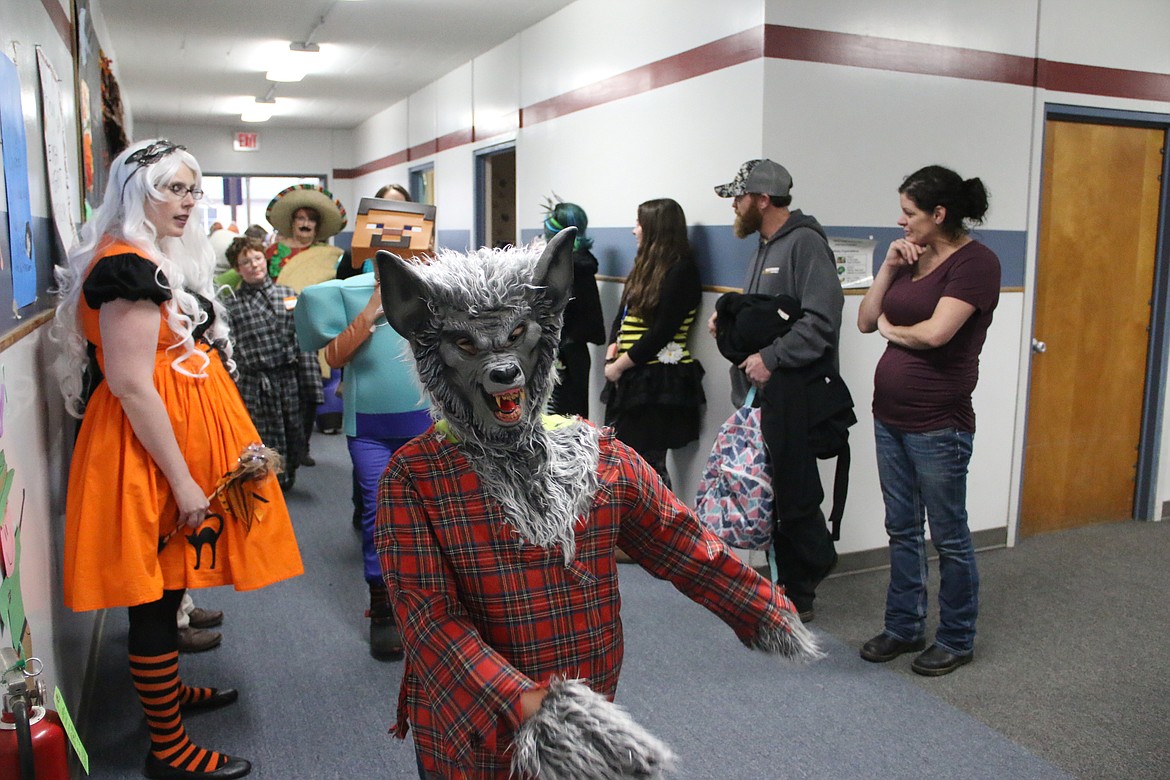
[0,452,28,657]
[0,362,30,659]
[36,47,79,253]
[0,54,38,308]
[76,0,111,214]
[829,236,876,289]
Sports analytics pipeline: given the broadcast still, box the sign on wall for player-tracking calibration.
[0,53,38,309]
[234,132,260,152]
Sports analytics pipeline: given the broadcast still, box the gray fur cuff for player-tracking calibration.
[511,678,677,779]
[750,611,826,662]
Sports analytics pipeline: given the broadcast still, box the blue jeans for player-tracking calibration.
[874,419,979,655]
[348,435,412,583]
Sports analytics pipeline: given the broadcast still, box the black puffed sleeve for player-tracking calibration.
[82,253,172,309]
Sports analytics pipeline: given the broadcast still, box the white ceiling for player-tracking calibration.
[97,0,576,130]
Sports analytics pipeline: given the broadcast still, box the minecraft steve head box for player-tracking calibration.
[351,198,436,268]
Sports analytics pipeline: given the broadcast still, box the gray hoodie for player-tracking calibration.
[731,209,843,405]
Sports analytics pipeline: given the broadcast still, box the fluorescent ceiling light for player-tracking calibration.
[241,100,274,123]
[265,45,320,83]
[265,64,307,83]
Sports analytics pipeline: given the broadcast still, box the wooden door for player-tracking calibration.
[479,148,516,250]
[1020,120,1165,536]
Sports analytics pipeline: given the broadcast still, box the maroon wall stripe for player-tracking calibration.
[522,27,762,126]
[765,24,1170,101]
[765,24,1036,86]
[437,127,474,152]
[41,0,73,52]
[334,149,409,179]
[337,23,1170,179]
[1038,59,1170,102]
[409,139,438,159]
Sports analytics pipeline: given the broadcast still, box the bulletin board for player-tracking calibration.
[0,0,111,346]
[0,16,75,345]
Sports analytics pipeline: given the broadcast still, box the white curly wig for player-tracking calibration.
[51,139,233,417]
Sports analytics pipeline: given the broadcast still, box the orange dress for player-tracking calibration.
[63,240,304,611]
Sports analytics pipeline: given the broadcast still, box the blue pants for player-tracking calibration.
[874,419,979,655]
[348,434,412,584]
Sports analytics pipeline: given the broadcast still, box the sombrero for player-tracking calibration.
[266,184,347,241]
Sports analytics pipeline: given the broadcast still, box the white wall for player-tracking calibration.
[766,0,1041,53]
[2,330,76,703]
[522,0,763,106]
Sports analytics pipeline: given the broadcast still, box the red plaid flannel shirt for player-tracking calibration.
[375,420,798,779]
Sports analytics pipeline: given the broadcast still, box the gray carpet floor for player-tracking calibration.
[77,431,1168,779]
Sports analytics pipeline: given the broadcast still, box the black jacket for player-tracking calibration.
[714,292,854,536]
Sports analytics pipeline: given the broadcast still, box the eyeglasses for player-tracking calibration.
[163,183,204,201]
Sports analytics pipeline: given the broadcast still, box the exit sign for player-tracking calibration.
[234,132,259,152]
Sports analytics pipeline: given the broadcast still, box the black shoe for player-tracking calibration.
[797,608,815,623]
[368,582,403,659]
[181,687,238,712]
[859,632,926,663]
[300,453,316,467]
[370,617,404,659]
[911,644,973,676]
[144,753,251,779]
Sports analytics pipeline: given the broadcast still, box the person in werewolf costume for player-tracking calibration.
[373,228,823,779]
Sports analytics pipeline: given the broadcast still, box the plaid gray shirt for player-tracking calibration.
[224,279,323,468]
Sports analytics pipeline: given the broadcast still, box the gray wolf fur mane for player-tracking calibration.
[512,678,677,780]
[378,229,599,562]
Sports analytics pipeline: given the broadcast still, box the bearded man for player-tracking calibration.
[708,158,844,623]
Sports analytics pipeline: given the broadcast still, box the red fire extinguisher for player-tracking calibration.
[0,652,69,780]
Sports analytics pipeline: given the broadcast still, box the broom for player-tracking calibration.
[157,443,283,551]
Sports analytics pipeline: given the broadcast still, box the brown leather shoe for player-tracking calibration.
[187,607,223,629]
[178,627,222,653]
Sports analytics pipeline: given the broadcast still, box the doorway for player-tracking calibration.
[201,174,327,235]
[1020,114,1168,537]
[475,144,516,250]
[410,164,435,206]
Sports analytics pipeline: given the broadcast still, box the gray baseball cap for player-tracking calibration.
[714,159,793,198]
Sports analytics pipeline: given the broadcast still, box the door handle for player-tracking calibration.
[1032,339,1047,354]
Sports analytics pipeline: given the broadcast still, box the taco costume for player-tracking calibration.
[63,239,304,612]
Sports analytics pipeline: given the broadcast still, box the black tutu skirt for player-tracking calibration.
[602,361,705,452]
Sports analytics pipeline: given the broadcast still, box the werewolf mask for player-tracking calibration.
[376,228,600,561]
